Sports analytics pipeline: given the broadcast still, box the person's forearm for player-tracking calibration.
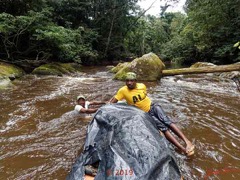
[86,108,98,113]
[80,108,98,113]
[110,97,118,103]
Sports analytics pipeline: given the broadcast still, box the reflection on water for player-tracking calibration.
[0,67,239,179]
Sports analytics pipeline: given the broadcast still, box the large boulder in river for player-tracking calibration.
[113,53,165,81]
[32,63,82,76]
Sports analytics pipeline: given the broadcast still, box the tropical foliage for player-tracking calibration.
[0,0,239,67]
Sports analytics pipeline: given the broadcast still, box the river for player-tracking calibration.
[0,66,239,180]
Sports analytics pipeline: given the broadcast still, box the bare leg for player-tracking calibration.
[169,123,194,154]
[163,130,186,153]
[149,104,194,155]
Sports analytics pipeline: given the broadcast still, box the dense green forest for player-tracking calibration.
[0,0,239,69]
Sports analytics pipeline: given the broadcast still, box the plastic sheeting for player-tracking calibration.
[67,103,182,180]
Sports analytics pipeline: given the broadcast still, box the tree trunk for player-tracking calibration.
[104,2,116,58]
[162,64,240,76]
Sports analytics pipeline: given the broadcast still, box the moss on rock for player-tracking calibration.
[110,62,129,73]
[114,53,165,81]
[0,62,25,79]
[32,63,82,76]
[0,62,25,89]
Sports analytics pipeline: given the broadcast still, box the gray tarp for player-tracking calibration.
[67,103,182,180]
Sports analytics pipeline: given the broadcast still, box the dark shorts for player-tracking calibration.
[148,103,173,132]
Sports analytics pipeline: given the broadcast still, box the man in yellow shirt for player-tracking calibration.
[110,72,194,156]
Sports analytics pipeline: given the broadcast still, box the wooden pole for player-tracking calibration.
[162,64,240,76]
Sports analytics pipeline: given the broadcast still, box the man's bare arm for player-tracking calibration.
[80,108,98,113]
[110,97,118,103]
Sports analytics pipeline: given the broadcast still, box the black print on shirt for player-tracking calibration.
[132,94,142,104]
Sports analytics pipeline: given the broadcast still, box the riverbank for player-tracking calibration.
[0,61,82,89]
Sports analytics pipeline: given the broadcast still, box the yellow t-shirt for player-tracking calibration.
[115,83,151,112]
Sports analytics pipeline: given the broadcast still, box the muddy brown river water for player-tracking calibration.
[0,66,239,180]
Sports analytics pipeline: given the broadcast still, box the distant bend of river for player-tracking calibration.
[0,66,239,179]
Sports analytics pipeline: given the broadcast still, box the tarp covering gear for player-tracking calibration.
[67,103,182,180]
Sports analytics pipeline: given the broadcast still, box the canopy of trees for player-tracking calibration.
[0,0,239,67]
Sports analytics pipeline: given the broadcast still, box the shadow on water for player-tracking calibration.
[0,67,239,179]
